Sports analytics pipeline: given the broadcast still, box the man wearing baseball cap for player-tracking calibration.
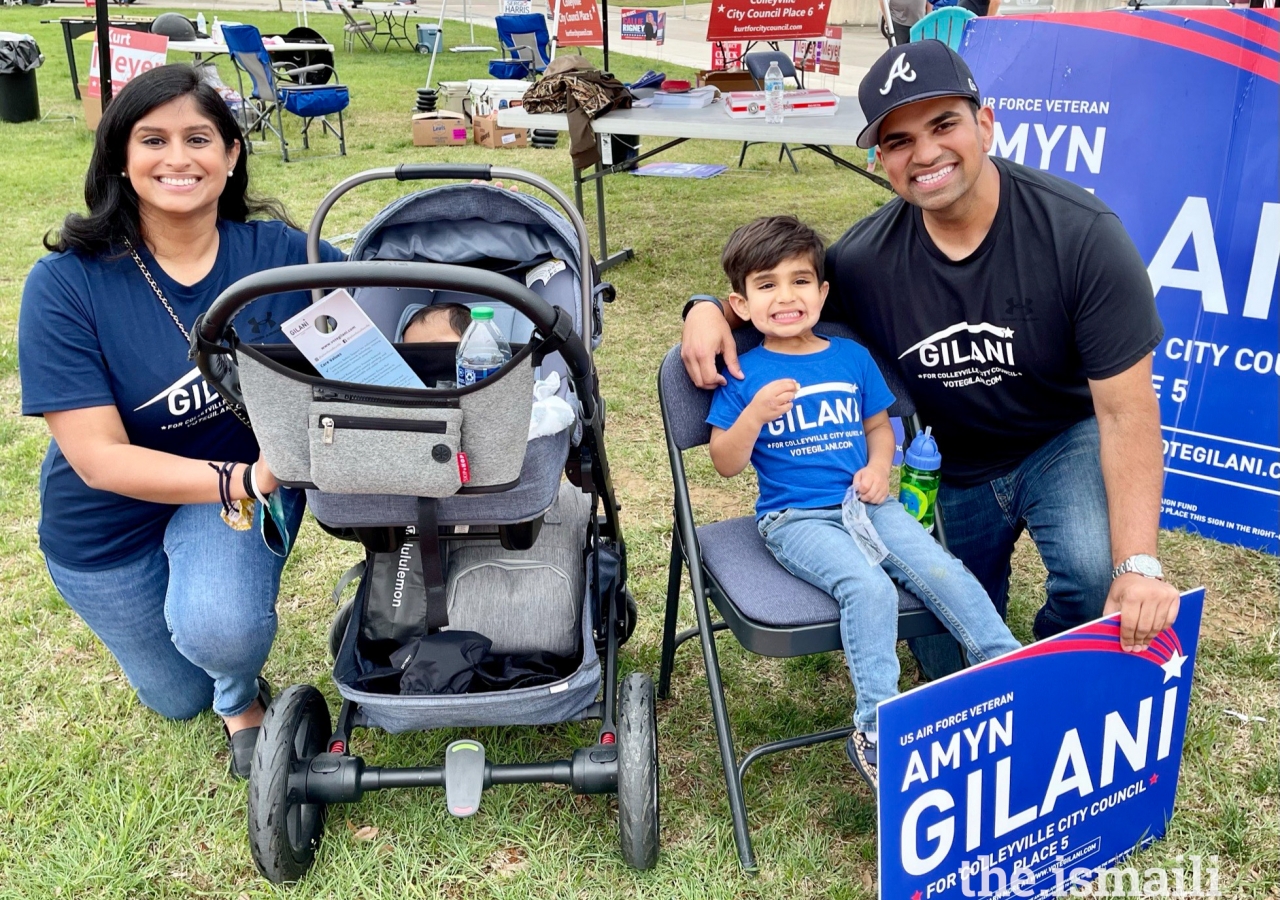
[681,40,1179,683]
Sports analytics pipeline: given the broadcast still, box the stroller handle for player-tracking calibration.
[305,165,595,359]
[191,260,597,421]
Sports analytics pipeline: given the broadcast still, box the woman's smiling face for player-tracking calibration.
[125,95,240,224]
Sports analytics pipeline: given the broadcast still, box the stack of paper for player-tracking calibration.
[650,87,718,109]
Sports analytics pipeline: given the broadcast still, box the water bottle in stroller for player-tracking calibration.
[456,306,512,386]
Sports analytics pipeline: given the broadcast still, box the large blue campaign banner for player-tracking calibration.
[960,10,1279,555]
[878,589,1204,900]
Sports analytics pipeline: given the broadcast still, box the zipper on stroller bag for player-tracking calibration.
[313,386,461,408]
[320,415,449,444]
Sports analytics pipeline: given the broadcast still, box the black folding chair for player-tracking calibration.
[736,50,836,173]
[657,321,951,870]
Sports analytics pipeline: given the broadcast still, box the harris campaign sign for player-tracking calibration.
[878,589,1205,900]
[960,10,1280,555]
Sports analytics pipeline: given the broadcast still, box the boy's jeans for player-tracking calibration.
[759,500,1021,736]
[45,491,305,721]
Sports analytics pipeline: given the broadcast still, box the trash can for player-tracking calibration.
[0,33,43,123]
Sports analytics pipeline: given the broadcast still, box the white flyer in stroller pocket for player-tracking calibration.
[282,289,426,389]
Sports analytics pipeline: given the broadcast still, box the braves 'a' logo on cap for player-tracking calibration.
[879,54,917,96]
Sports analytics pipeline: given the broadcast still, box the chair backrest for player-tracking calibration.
[910,7,977,47]
[659,322,918,453]
[743,51,798,88]
[495,14,551,69]
[221,24,278,100]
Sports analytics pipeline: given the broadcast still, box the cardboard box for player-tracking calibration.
[472,113,527,150]
[412,110,469,147]
[80,85,103,131]
[696,69,757,93]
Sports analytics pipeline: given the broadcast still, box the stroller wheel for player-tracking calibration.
[249,685,332,884]
[616,671,659,869]
[329,599,354,660]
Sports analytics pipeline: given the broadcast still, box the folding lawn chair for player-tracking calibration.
[337,1,379,51]
[910,7,977,47]
[488,14,552,80]
[736,51,835,174]
[657,321,952,870]
[222,24,350,162]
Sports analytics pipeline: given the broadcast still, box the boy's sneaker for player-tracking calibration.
[846,731,878,791]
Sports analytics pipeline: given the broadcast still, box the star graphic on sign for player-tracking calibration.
[1161,650,1188,682]
[912,891,922,900]
[1149,773,1159,785]
[818,2,825,7]
[718,3,725,9]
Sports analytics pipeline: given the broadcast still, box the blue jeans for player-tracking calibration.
[44,492,305,720]
[910,417,1112,679]
[759,501,1021,735]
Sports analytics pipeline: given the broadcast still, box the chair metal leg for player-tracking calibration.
[781,144,799,173]
[658,533,684,701]
[337,108,346,156]
[276,104,289,162]
[738,140,749,168]
[688,560,756,870]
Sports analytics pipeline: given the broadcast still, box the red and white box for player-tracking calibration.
[723,89,839,119]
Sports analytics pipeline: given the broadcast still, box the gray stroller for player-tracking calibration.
[193,164,657,882]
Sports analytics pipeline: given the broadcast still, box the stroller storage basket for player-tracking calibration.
[236,341,535,492]
[332,556,601,733]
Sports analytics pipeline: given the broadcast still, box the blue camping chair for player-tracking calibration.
[488,14,551,80]
[222,24,350,162]
[910,7,977,48]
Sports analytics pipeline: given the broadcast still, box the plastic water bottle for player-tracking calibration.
[455,307,511,386]
[764,61,785,125]
[899,427,942,532]
[196,11,207,35]
[212,16,223,43]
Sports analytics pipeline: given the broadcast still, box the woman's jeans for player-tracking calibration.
[759,500,1021,736]
[45,491,305,721]
[910,417,1113,680]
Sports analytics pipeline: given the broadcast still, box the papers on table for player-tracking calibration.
[649,86,718,109]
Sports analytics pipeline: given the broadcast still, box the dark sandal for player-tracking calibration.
[225,677,273,780]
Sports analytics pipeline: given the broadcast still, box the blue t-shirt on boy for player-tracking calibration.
[707,337,896,518]
[19,219,345,571]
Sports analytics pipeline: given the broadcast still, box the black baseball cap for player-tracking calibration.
[856,40,982,149]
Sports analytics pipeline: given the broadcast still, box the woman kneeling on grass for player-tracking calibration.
[18,65,344,778]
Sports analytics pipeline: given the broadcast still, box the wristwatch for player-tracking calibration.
[1111,554,1164,581]
[681,294,723,320]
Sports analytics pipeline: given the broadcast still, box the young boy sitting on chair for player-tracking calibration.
[705,216,1021,790]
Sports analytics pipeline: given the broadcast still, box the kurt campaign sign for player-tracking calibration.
[879,589,1204,900]
[959,10,1280,555]
[706,0,831,42]
[87,28,168,98]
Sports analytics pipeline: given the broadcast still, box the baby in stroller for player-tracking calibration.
[193,167,656,883]
[397,301,471,343]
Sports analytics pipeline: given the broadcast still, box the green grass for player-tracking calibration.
[1,8,1277,898]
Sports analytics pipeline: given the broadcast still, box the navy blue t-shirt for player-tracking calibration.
[707,337,896,518]
[19,219,345,571]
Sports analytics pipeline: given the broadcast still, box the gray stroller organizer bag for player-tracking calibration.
[234,340,536,495]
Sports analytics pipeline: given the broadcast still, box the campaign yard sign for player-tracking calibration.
[879,589,1204,900]
[959,10,1280,554]
[621,8,666,44]
[706,0,831,42]
[711,41,744,70]
[87,27,168,97]
[792,25,842,74]
[553,0,603,47]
